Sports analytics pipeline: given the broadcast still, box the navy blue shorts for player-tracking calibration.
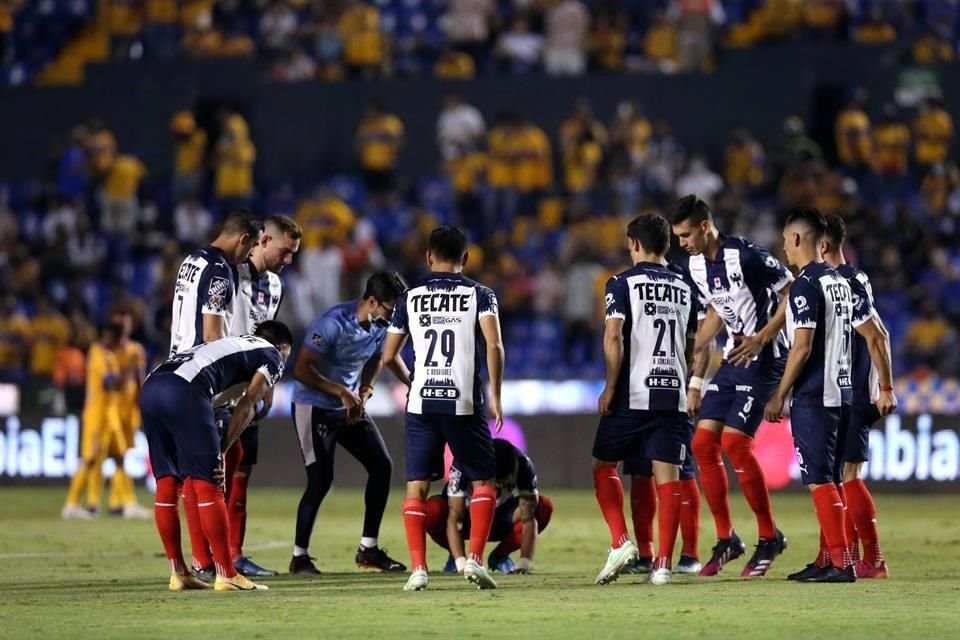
[462,496,519,542]
[790,404,842,485]
[405,412,495,483]
[699,357,785,436]
[841,403,880,463]
[141,374,220,483]
[623,418,696,479]
[592,411,687,466]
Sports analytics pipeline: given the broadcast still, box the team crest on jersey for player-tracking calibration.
[419,314,431,328]
[713,276,723,289]
[644,302,657,316]
[257,291,266,305]
[311,332,324,347]
[208,276,229,297]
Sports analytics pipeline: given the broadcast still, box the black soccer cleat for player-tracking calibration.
[699,530,746,576]
[787,563,823,581]
[191,564,215,583]
[804,565,856,583]
[289,555,321,575]
[741,528,788,577]
[356,546,406,572]
[621,557,653,575]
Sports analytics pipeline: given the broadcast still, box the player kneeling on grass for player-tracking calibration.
[425,439,553,575]
[140,321,292,592]
[592,213,698,587]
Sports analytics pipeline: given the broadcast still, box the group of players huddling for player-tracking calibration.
[67,191,895,591]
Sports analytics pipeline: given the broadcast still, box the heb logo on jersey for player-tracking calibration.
[420,377,461,400]
[645,366,682,390]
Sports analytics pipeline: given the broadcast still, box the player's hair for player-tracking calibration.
[254,320,294,347]
[265,214,302,240]
[494,439,519,482]
[220,209,263,238]
[98,319,124,339]
[363,271,407,302]
[669,194,712,225]
[785,207,828,242]
[823,212,846,248]
[428,225,468,263]
[626,213,671,256]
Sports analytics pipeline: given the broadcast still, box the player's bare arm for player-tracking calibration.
[358,355,383,406]
[764,326,813,422]
[447,495,467,571]
[253,386,275,422]
[853,316,898,416]
[479,314,505,432]
[729,280,793,367]
[202,313,227,343]
[517,493,539,573]
[294,344,364,425]
[381,332,407,369]
[687,306,723,415]
[223,371,272,451]
[598,316,624,416]
[383,352,412,387]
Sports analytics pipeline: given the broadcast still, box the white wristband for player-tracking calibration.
[517,557,532,572]
[689,376,704,391]
[455,556,467,573]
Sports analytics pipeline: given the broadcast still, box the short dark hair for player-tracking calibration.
[823,212,846,248]
[428,225,468,263]
[785,207,828,242]
[363,271,407,302]
[494,439,519,482]
[99,319,124,339]
[254,320,293,347]
[669,194,712,225]
[265,214,302,240]
[221,209,263,237]
[627,213,671,256]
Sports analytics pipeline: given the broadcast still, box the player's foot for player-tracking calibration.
[108,507,124,517]
[464,559,498,590]
[488,553,517,574]
[403,568,429,591]
[804,565,856,583]
[168,572,210,591]
[289,555,321,576]
[192,564,215,583]
[621,557,653,574]
[87,507,101,518]
[698,531,746,576]
[854,560,889,579]
[235,556,279,577]
[787,563,822,581]
[356,546,406,572]
[741,528,788,577]
[443,554,458,574]
[675,555,702,574]
[214,573,269,591]
[61,505,94,520]
[647,569,672,586]
[122,503,152,520]
[595,540,639,585]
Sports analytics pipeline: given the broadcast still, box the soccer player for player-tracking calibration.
[763,208,896,583]
[223,214,301,578]
[592,213,697,587]
[290,271,411,575]
[424,438,554,575]
[671,194,791,577]
[142,321,292,592]
[382,225,505,591]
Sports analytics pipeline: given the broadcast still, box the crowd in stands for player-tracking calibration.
[5,1,960,85]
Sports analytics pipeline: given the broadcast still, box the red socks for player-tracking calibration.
[228,465,251,561]
[468,484,497,563]
[402,497,428,571]
[192,478,236,578]
[679,478,700,558]
[837,483,860,562]
[844,479,883,566]
[491,496,554,558]
[722,431,776,539]
[629,476,656,559]
[815,528,831,567]
[812,484,849,568]
[423,496,450,550]
[181,478,213,570]
[154,476,188,575]
[656,481,682,568]
[594,465,629,548]
[692,429,733,539]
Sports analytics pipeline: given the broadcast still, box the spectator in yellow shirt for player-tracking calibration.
[724,128,766,191]
[339,0,386,77]
[644,10,677,70]
[513,118,552,195]
[835,90,872,171]
[29,297,71,380]
[295,186,356,250]
[560,103,606,195]
[214,111,256,211]
[872,104,910,178]
[912,28,955,65]
[0,296,30,382]
[913,97,954,172]
[434,48,476,79]
[102,153,147,235]
[355,102,404,199]
[86,122,117,180]
[853,7,896,45]
[590,11,627,71]
[170,110,207,201]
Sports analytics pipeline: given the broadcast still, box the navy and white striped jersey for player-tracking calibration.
[836,262,880,404]
[388,272,498,415]
[228,259,284,336]
[687,236,793,359]
[605,262,698,413]
[149,336,285,401]
[170,246,237,356]
[786,261,870,408]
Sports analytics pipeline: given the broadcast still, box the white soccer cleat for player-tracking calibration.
[123,503,152,520]
[648,568,672,586]
[595,540,639,585]
[61,505,94,520]
[463,559,497,590]
[403,568,429,591]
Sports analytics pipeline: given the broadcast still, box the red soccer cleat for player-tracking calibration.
[855,560,889,579]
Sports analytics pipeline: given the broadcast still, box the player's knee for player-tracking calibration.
[691,429,721,460]
[720,430,752,463]
[842,462,863,483]
[536,496,554,531]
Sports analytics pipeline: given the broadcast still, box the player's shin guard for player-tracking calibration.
[182,478,214,570]
[837,484,860,562]
[192,478,237,578]
[679,478,700,558]
[692,429,733,539]
[468,484,497,564]
[228,465,251,561]
[402,497,428,571]
[812,484,849,569]
[815,528,831,567]
[593,465,630,548]
[154,477,188,575]
[629,476,656,559]
[844,479,883,566]
[656,481,682,569]
[721,432,776,539]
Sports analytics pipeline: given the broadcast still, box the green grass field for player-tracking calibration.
[2,487,959,639]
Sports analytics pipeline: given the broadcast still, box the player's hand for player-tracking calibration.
[728,334,764,367]
[876,389,898,417]
[763,394,785,423]
[686,388,702,418]
[339,388,363,425]
[490,395,504,432]
[598,385,615,416]
[359,385,374,409]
